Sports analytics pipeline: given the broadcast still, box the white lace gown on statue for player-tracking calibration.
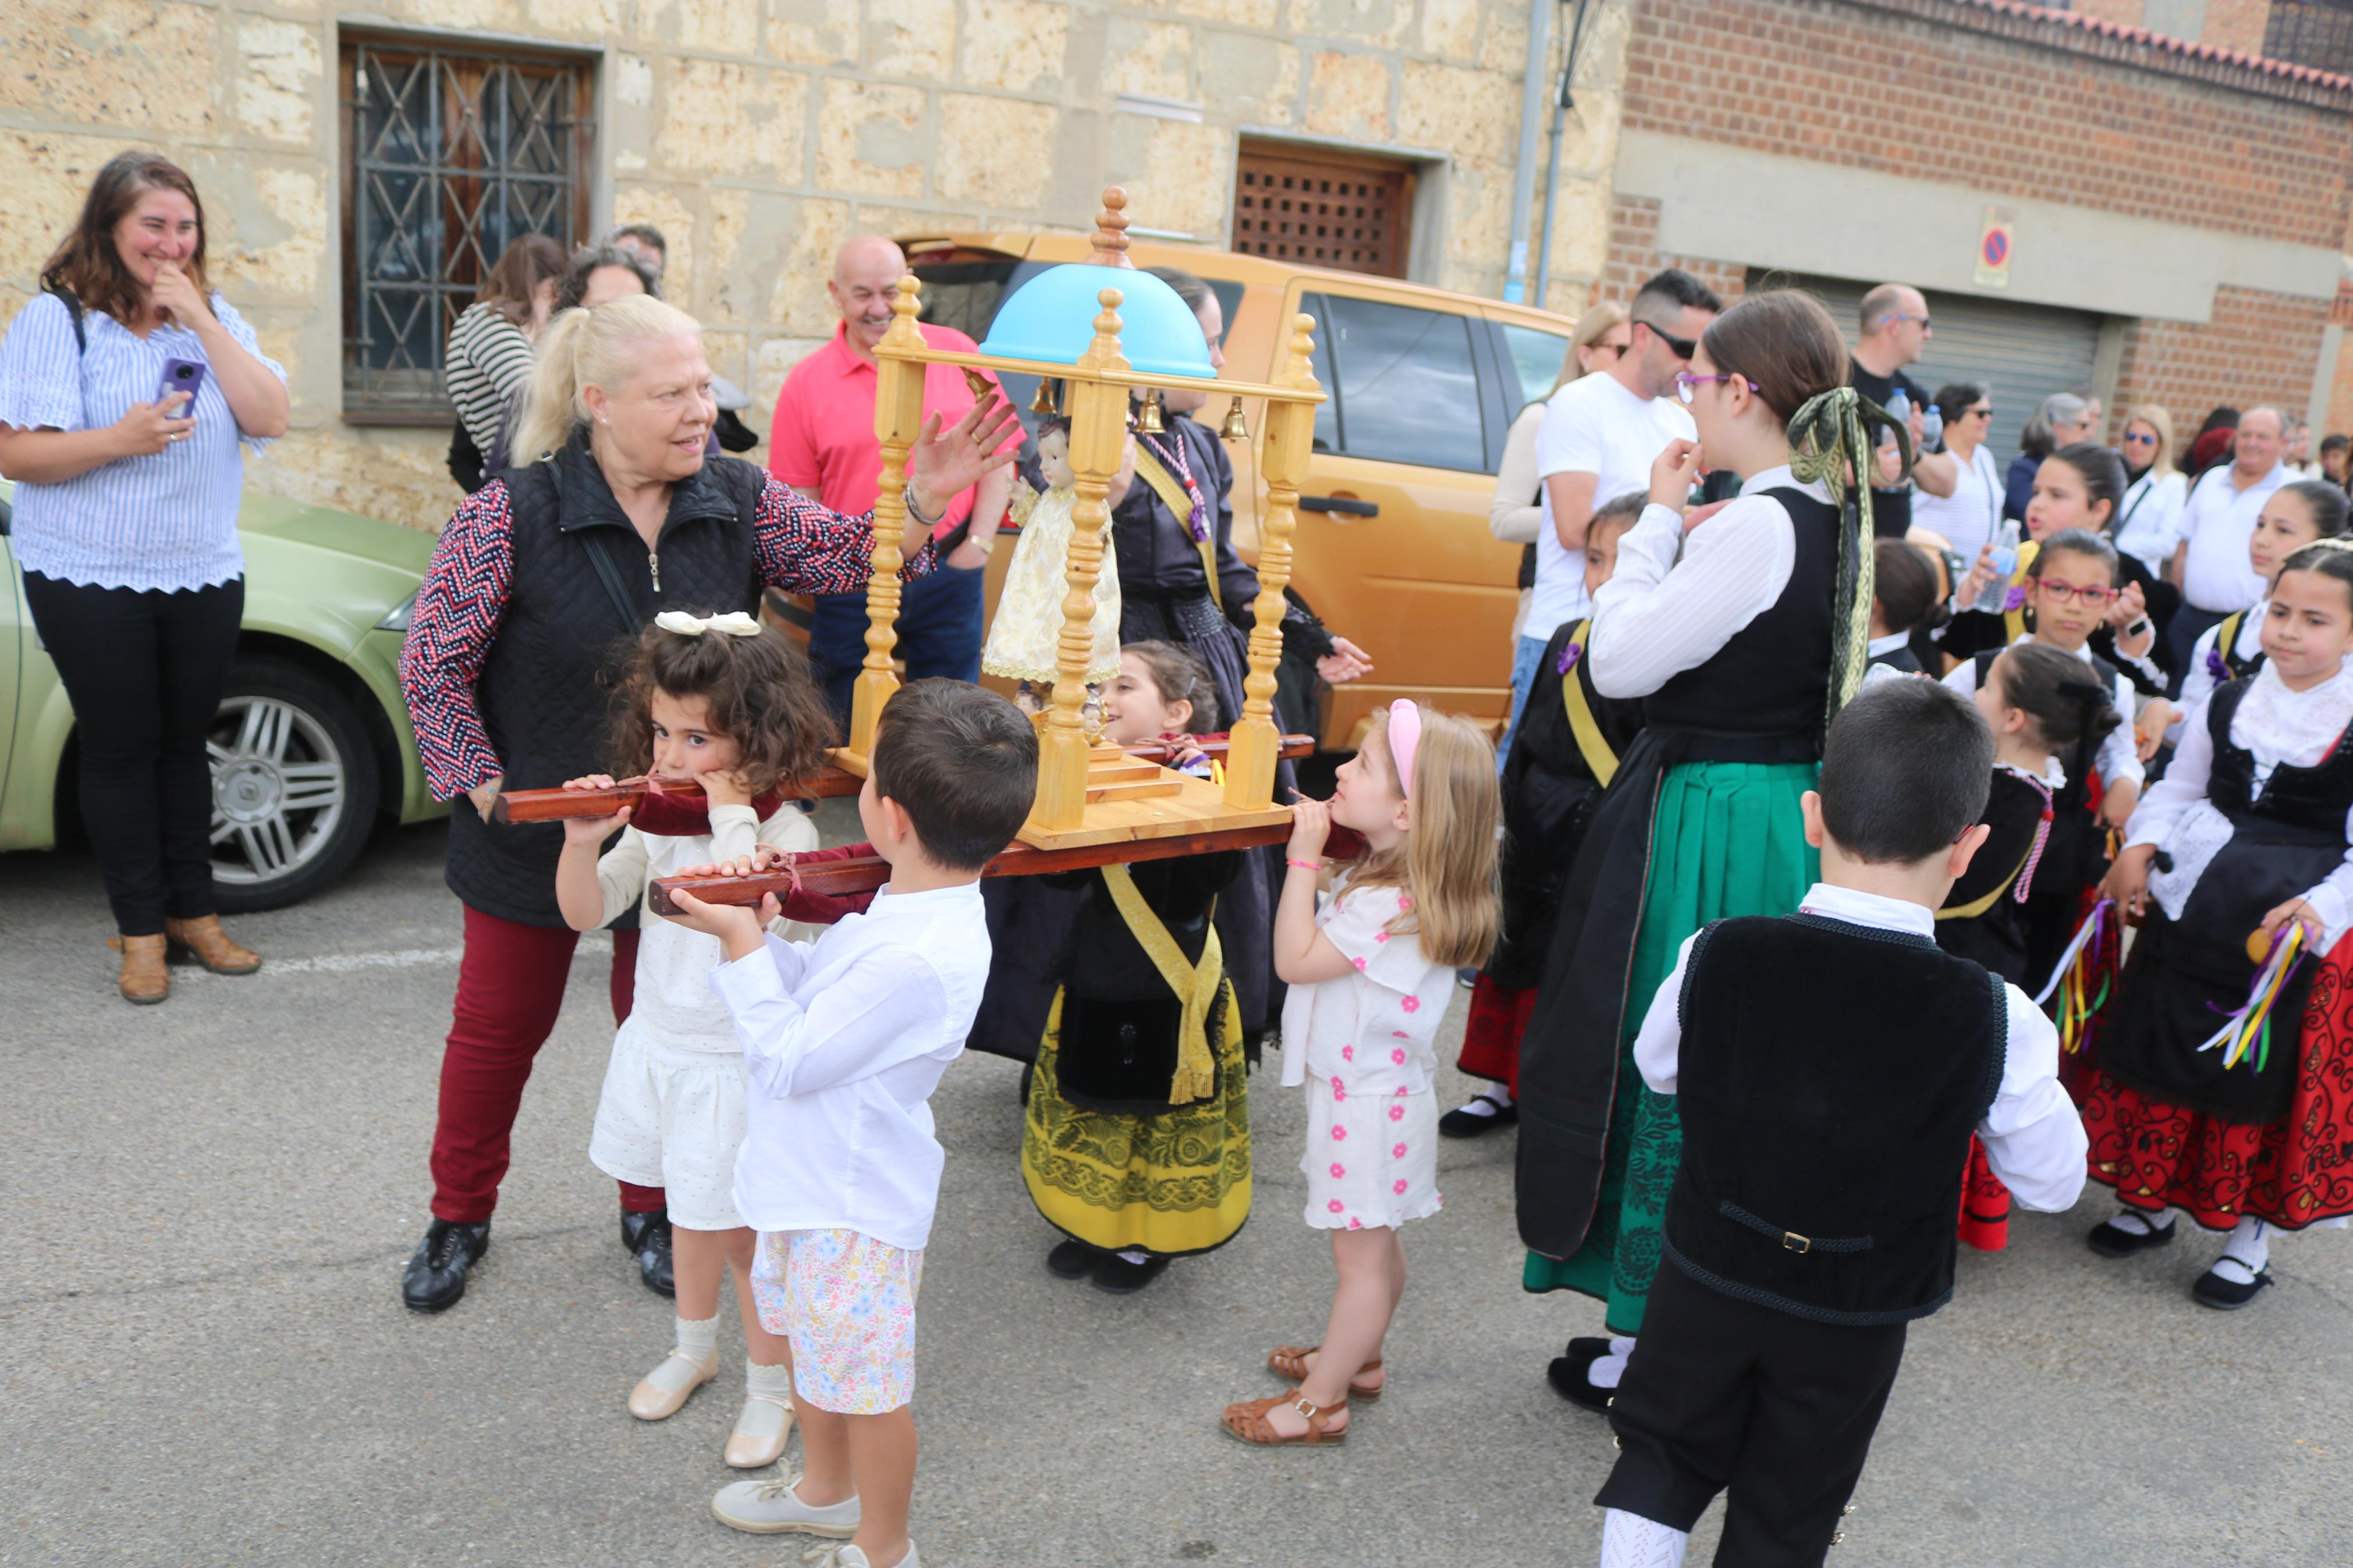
[981,483,1122,685]
[586,802,819,1231]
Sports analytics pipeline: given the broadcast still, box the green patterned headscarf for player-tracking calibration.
[1787,386,1909,731]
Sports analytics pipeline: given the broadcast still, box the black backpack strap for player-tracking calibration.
[44,285,87,354]
[580,530,646,639]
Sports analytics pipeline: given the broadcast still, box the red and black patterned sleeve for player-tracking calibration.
[751,475,939,595]
[398,482,516,801]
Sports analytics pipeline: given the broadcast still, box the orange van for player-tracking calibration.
[900,233,1581,750]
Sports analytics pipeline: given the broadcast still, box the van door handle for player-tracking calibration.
[1299,496,1378,517]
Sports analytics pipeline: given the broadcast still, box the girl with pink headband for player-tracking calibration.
[1219,699,1500,1446]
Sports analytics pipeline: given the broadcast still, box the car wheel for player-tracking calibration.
[207,656,382,912]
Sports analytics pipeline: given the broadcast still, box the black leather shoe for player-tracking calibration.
[621,1208,675,1298]
[2192,1264,2273,1310]
[2086,1214,2177,1258]
[1047,1238,1102,1279]
[1091,1251,1170,1294]
[402,1219,490,1313]
[1439,1093,1519,1139]
[1546,1339,1614,1413]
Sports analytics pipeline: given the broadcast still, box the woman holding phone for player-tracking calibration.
[0,151,290,1004]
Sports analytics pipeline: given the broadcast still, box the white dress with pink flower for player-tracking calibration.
[1279,873,1456,1231]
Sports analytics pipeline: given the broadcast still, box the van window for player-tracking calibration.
[1308,293,1486,473]
[1499,323,1574,411]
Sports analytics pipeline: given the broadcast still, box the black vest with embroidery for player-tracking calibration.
[1644,486,1841,762]
[1663,915,2007,1325]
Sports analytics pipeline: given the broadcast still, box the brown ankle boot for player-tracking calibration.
[107,934,170,1004]
[165,914,261,975]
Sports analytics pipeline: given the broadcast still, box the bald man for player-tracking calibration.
[1850,283,1957,538]
[771,235,1018,722]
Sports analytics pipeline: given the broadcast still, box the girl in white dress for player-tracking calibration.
[553,611,833,1467]
[1220,701,1500,1445]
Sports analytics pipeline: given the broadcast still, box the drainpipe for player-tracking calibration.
[1533,0,1591,311]
[1502,0,1553,303]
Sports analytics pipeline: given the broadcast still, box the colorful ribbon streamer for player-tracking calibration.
[2195,921,2310,1074]
[2032,898,2114,1055]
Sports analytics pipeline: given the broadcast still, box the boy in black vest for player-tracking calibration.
[1591,681,2088,1568]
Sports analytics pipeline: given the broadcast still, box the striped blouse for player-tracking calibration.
[445,301,536,455]
[0,290,285,593]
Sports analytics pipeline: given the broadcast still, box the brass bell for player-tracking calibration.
[1219,396,1250,442]
[1028,378,1059,415]
[1137,388,1166,435]
[961,368,992,400]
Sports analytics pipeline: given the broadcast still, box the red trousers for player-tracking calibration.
[430,905,662,1224]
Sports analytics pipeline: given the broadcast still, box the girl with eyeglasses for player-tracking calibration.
[1942,528,2148,993]
[2113,404,2187,577]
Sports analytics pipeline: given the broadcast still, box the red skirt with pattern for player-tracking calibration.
[1460,973,1538,1093]
[2080,943,2353,1231]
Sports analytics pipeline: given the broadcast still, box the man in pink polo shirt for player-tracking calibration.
[772,235,1017,720]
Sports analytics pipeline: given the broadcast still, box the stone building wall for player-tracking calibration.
[1,0,1637,533]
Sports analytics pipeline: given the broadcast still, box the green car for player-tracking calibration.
[0,479,448,911]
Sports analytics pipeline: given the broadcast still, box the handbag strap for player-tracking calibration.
[580,529,645,638]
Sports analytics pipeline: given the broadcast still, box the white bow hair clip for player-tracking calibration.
[654,610,763,638]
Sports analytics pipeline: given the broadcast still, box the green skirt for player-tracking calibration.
[1522,758,1819,1332]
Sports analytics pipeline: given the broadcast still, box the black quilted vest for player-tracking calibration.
[445,432,768,925]
[1663,915,2006,1326]
[1644,485,1841,762]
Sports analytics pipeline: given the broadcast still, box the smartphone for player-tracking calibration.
[158,357,206,411]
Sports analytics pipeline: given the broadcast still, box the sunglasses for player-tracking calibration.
[2121,431,2158,446]
[2035,581,2118,606]
[1879,312,1932,330]
[1637,320,1699,360]
[1965,406,1992,419]
[1588,339,1630,357]
[1675,371,1759,406]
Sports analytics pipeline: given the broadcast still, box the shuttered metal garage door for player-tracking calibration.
[1751,272,2105,464]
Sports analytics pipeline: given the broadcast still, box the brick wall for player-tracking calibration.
[1593,194,1749,310]
[1621,0,2352,250]
[2114,285,2332,421]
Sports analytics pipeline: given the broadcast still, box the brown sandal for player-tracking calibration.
[1220,1388,1347,1445]
[1266,1345,1384,1400]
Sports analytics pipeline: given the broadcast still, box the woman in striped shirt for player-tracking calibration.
[444,233,565,493]
[0,151,290,1004]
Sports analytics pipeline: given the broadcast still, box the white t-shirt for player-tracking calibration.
[1527,372,1695,643]
[1910,442,2004,560]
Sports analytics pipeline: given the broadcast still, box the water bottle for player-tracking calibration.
[1922,403,1943,450]
[1881,387,1907,450]
[1971,519,2022,614]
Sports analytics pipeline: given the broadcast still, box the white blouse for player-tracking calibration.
[1940,634,2146,791]
[1587,464,1827,699]
[2127,663,2353,945]
[2113,468,2188,578]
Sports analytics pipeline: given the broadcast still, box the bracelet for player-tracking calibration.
[1286,857,1321,872]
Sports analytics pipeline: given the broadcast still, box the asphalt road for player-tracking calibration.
[3,814,2350,1567]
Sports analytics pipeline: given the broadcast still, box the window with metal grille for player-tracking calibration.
[339,35,593,422]
[2266,1,2353,75]
[1232,143,1414,279]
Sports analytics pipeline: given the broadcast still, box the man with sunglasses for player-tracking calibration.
[1849,284,1957,539]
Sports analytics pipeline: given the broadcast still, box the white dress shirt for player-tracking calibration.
[1940,634,2145,791]
[2127,664,2353,949]
[1631,883,2089,1213]
[1529,371,1696,644]
[2178,462,2291,613]
[2166,605,2268,744]
[1587,464,1826,699]
[2113,467,2188,578]
[711,880,991,1251]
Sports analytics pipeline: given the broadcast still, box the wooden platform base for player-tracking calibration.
[1018,766,1290,851]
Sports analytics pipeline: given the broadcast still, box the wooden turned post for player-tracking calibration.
[1031,287,1132,832]
[1226,312,1321,810]
[849,273,933,758]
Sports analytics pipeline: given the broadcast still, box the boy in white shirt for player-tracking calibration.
[665,680,1039,1568]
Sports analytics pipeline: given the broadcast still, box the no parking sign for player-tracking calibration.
[1976,204,2015,289]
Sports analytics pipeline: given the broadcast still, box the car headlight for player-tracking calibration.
[375,590,419,632]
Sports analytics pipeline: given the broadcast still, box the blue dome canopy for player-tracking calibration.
[978,263,1216,379]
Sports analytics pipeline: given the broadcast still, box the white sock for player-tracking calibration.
[1587,1335,1636,1391]
[1600,1508,1689,1568]
[644,1315,718,1394]
[2110,1207,2174,1236]
[736,1360,794,1438]
[1115,1249,1150,1265]
[2213,1217,2270,1283]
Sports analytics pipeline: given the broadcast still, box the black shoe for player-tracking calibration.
[1546,1339,1614,1413]
[621,1207,675,1298]
[2192,1263,2274,1310]
[1047,1238,1102,1279]
[1090,1251,1171,1294]
[2086,1214,2177,1258]
[402,1219,490,1313]
[1439,1093,1519,1139]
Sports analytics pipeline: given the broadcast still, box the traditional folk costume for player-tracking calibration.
[1456,617,1644,1118]
[1937,539,2174,694]
[1865,628,1924,675]
[1936,760,2059,1250]
[1020,853,1253,1261]
[1517,453,1868,1364]
[981,478,1120,705]
[2079,665,2353,1300]
[1593,886,2086,1568]
[1942,639,2144,1007]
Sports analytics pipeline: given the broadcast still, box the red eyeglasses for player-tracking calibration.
[2036,582,2118,606]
